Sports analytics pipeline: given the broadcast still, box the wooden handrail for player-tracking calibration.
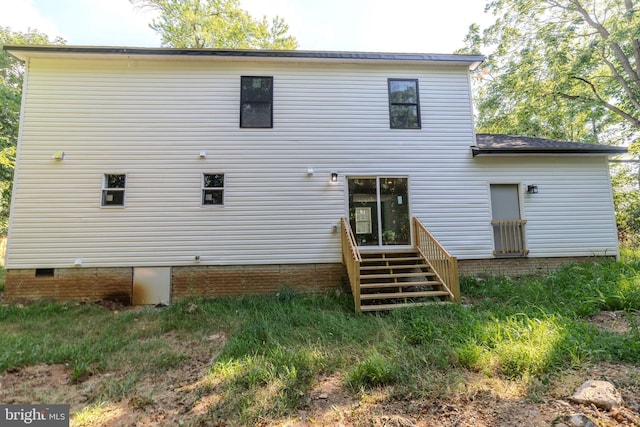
[491,219,528,255]
[412,217,459,302]
[340,218,361,312]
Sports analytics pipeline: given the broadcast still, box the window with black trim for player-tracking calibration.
[202,173,224,205]
[240,76,273,128]
[102,174,126,207]
[388,79,421,129]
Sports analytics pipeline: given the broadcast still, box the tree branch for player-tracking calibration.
[567,0,640,89]
[571,76,640,128]
[624,0,640,77]
[600,47,640,111]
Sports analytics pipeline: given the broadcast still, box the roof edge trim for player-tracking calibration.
[3,45,485,67]
[471,147,628,157]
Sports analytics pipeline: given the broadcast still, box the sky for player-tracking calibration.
[0,0,495,54]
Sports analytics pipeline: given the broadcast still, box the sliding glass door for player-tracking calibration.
[348,177,410,247]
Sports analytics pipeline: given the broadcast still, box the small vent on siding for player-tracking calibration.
[35,268,55,277]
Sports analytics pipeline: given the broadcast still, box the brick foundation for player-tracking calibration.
[172,263,347,300]
[5,268,133,304]
[4,263,348,304]
[458,256,617,277]
[5,257,606,304]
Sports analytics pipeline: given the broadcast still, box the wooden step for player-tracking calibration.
[360,271,436,279]
[360,290,450,300]
[360,280,442,289]
[360,256,422,263]
[360,263,430,271]
[360,301,446,311]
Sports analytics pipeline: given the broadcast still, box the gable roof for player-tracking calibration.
[3,45,484,69]
[472,134,628,156]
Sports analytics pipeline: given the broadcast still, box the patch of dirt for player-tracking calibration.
[0,364,73,405]
[272,364,640,427]
[588,310,639,333]
[2,338,639,426]
[0,330,227,426]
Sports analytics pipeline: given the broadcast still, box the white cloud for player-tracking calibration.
[0,0,62,38]
[357,0,491,53]
[240,0,492,53]
[72,0,161,46]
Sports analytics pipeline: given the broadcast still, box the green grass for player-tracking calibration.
[0,252,639,424]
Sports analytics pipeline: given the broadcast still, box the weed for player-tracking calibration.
[96,372,140,401]
[72,402,110,426]
[129,395,154,410]
[346,351,399,389]
[70,359,92,383]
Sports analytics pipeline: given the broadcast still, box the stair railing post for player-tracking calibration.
[354,262,361,313]
[450,256,460,302]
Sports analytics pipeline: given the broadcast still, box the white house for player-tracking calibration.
[2,45,625,310]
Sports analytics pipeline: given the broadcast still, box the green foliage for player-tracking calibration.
[131,0,297,49]
[611,164,640,244]
[458,0,640,148]
[462,257,640,317]
[0,28,64,234]
[1,256,640,424]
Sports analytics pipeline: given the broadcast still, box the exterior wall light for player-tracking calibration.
[330,172,338,183]
[199,151,207,158]
[52,151,65,160]
[527,185,538,194]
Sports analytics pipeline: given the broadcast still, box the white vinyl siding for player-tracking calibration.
[5,56,619,268]
[450,156,618,259]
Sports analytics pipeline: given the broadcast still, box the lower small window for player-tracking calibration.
[202,173,224,205]
[35,268,54,277]
[102,174,126,207]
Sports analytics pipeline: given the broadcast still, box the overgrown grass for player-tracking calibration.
[0,252,639,424]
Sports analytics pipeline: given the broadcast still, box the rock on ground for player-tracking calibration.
[569,380,623,410]
[554,413,597,427]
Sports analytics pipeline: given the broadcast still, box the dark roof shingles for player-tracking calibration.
[473,134,627,155]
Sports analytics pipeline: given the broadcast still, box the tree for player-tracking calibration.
[459,0,640,149]
[611,162,640,244]
[131,0,298,49]
[0,28,65,234]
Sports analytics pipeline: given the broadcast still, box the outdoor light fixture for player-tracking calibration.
[52,151,65,160]
[527,185,539,194]
[199,151,207,158]
[306,167,314,176]
[330,172,338,182]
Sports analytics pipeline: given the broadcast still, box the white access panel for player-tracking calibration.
[133,267,171,305]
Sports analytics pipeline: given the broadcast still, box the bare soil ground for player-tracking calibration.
[1,311,639,426]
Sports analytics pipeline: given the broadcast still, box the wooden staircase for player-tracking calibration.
[341,217,459,313]
[358,250,451,311]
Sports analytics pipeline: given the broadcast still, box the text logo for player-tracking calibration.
[1,405,69,426]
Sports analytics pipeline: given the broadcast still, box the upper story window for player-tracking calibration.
[202,173,224,205]
[240,76,273,128]
[102,174,126,207]
[388,79,421,129]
